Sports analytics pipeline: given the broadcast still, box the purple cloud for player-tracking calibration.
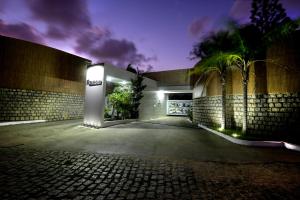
[26,0,155,68]
[189,16,213,38]
[28,0,91,39]
[229,0,251,24]
[0,19,44,43]
[75,28,155,67]
[75,27,111,53]
[46,26,69,40]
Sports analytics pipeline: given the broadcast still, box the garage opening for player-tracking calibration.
[167,93,192,116]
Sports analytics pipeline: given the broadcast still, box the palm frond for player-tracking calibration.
[192,52,243,75]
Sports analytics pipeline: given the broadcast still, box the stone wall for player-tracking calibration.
[0,88,84,121]
[193,93,300,135]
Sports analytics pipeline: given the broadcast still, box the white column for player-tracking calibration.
[83,64,106,128]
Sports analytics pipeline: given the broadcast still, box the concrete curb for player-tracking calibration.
[0,120,47,126]
[198,124,300,152]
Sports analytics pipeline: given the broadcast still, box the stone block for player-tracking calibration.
[0,88,84,121]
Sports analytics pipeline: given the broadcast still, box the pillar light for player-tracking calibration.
[86,64,104,81]
[106,76,113,82]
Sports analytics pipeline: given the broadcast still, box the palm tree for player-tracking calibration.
[222,53,253,134]
[193,53,234,129]
[226,24,264,134]
[226,20,298,134]
[191,18,298,133]
[191,31,238,129]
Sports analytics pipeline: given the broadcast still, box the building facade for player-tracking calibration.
[1,34,299,137]
[0,35,90,121]
[0,36,192,124]
[192,34,300,136]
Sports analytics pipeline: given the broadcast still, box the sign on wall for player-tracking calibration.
[86,80,102,86]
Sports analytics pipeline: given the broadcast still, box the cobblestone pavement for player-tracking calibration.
[1,147,300,200]
[0,147,200,200]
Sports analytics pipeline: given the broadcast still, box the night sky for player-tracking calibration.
[0,0,299,71]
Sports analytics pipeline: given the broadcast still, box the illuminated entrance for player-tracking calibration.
[83,63,156,128]
[83,63,193,128]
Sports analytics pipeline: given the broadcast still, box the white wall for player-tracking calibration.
[84,63,195,124]
[84,65,106,127]
[139,91,167,120]
[104,63,157,90]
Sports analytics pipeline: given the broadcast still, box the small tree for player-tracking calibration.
[191,31,238,129]
[126,64,137,74]
[227,23,264,134]
[193,53,232,129]
[250,0,291,35]
[226,19,298,134]
[127,65,147,119]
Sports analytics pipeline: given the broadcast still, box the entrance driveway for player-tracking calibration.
[1,117,300,163]
[1,117,300,199]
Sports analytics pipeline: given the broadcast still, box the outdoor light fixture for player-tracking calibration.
[217,127,224,132]
[86,64,104,83]
[106,76,112,82]
[232,133,239,138]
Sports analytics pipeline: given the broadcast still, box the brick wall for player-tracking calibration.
[193,93,300,135]
[0,88,84,121]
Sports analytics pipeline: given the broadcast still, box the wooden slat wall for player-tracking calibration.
[144,69,191,86]
[0,36,91,95]
[195,32,300,96]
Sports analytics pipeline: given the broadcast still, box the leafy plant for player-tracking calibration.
[187,108,193,121]
[104,107,111,119]
[191,31,238,129]
[108,84,133,120]
[127,64,147,119]
[190,0,299,134]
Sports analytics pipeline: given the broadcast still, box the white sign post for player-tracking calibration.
[83,64,106,128]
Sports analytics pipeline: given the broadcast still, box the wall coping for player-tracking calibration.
[192,92,299,99]
[0,120,47,126]
[198,124,300,152]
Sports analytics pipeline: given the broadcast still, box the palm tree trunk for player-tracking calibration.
[221,75,226,130]
[242,79,248,134]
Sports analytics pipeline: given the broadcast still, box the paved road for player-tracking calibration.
[0,117,300,162]
[1,117,300,199]
[1,147,300,199]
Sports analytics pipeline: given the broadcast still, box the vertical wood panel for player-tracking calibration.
[0,36,91,95]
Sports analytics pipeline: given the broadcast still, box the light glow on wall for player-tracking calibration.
[106,75,127,84]
[157,90,165,101]
[121,80,128,85]
[106,76,113,82]
[86,65,104,82]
